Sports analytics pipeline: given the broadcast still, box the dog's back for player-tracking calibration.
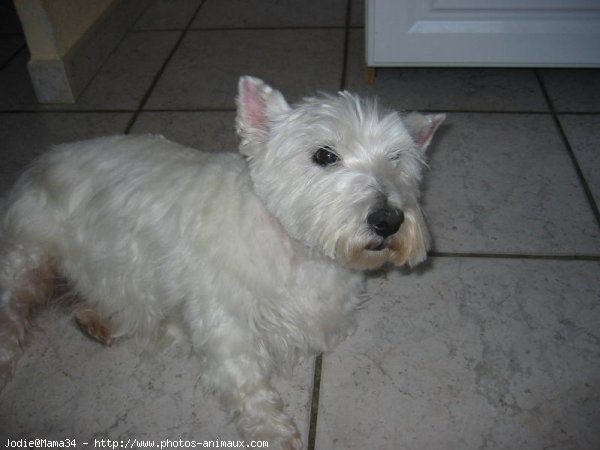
[0,135,251,376]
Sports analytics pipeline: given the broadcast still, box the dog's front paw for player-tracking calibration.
[250,415,302,450]
[235,385,303,450]
[277,432,303,450]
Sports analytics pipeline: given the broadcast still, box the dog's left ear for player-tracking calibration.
[236,76,290,156]
[403,113,446,151]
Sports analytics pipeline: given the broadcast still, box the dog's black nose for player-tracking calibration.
[367,207,404,238]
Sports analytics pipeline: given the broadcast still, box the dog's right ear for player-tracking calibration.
[403,112,446,152]
[235,76,290,156]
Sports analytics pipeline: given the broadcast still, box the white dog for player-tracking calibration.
[0,76,444,449]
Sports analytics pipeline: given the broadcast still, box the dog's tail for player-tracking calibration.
[0,243,57,390]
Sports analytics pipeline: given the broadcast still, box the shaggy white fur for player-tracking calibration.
[0,76,444,449]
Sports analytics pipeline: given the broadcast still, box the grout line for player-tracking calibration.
[7,107,600,115]
[64,3,152,109]
[307,353,323,450]
[129,28,195,33]
[534,69,600,228]
[549,111,600,115]
[0,106,600,116]
[0,109,139,114]
[189,25,348,31]
[124,0,209,133]
[429,251,600,261]
[0,108,237,114]
[136,107,236,113]
[534,69,557,112]
[416,109,551,115]
[0,43,25,71]
[306,4,353,446]
[129,26,366,33]
[339,0,352,91]
[551,114,600,227]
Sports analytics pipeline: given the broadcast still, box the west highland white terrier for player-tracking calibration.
[0,76,444,449]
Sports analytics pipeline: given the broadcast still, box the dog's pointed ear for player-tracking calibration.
[403,113,446,152]
[236,76,290,156]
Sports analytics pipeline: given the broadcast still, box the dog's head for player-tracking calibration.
[235,76,444,271]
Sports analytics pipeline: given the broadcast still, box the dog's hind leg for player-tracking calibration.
[71,300,113,347]
[0,246,57,389]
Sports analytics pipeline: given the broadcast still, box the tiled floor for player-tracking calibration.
[1,1,599,449]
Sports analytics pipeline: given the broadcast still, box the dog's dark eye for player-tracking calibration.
[313,146,340,166]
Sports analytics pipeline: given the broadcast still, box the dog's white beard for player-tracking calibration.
[334,207,430,271]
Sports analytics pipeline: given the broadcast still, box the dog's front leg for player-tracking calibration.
[197,325,302,450]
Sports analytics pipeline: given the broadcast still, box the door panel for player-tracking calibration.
[367,0,600,67]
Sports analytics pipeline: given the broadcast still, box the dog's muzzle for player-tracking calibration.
[367,206,404,239]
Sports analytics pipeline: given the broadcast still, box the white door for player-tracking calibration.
[367,0,600,67]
